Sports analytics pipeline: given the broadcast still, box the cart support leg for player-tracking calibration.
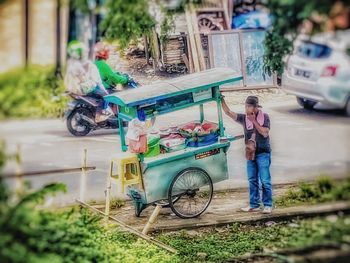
[199,104,204,123]
[216,99,225,137]
[118,107,128,152]
[142,205,162,235]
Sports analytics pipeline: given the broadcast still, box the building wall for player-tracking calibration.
[0,0,68,73]
[0,0,24,72]
[29,0,56,65]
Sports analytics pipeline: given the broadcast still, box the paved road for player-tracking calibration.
[1,97,349,205]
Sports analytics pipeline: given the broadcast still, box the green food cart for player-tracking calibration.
[104,67,243,218]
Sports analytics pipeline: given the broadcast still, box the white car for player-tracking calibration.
[282,30,350,116]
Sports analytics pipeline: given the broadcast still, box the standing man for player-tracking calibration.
[221,95,273,214]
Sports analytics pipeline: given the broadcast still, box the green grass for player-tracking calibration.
[157,215,350,262]
[275,176,350,208]
[0,183,178,263]
[2,142,350,263]
[0,66,67,119]
[110,197,126,209]
[0,141,176,263]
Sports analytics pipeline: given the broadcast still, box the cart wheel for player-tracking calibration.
[168,167,213,219]
[154,197,180,208]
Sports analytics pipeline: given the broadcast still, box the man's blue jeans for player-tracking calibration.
[247,152,272,208]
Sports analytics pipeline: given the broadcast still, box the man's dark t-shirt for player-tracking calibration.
[236,113,271,154]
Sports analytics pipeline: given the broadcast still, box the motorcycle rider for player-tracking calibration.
[65,40,113,120]
[93,41,131,90]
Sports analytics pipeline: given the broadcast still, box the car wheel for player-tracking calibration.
[345,97,350,117]
[296,97,317,110]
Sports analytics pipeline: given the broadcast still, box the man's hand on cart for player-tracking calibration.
[220,94,238,121]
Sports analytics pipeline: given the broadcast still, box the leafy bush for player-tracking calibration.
[264,0,349,75]
[0,66,67,119]
[159,215,350,262]
[110,197,126,209]
[0,145,177,263]
[275,176,350,207]
[100,0,156,48]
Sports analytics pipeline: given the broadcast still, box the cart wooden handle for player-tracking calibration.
[228,134,244,142]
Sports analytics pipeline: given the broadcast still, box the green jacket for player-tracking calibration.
[95,59,128,88]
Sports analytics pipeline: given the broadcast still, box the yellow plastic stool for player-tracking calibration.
[109,154,142,193]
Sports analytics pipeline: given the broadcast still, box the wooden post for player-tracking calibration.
[143,34,150,65]
[181,54,190,72]
[14,144,23,196]
[151,29,160,72]
[221,0,231,29]
[185,7,200,72]
[142,205,162,235]
[185,34,195,73]
[238,31,247,87]
[227,0,234,27]
[105,161,113,217]
[23,0,29,67]
[79,149,88,202]
[190,4,206,71]
[77,199,177,253]
[55,0,62,77]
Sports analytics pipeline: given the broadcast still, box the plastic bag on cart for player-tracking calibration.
[126,118,148,153]
[160,136,187,153]
[128,135,148,153]
[126,118,147,140]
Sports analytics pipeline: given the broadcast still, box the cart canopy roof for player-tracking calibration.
[104,67,242,107]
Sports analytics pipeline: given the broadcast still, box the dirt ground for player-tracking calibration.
[109,52,183,84]
[109,53,294,105]
[90,183,350,233]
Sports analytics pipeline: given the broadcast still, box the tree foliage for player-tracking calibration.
[0,67,67,119]
[0,177,68,262]
[159,0,204,44]
[0,145,176,263]
[100,0,156,48]
[69,0,91,13]
[166,0,203,13]
[264,0,350,75]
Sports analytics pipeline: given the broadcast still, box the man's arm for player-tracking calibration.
[253,120,269,138]
[97,60,128,85]
[221,96,238,121]
[104,63,128,85]
[247,112,269,138]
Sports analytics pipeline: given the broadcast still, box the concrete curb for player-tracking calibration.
[146,201,350,233]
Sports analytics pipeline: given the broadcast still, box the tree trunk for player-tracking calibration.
[24,0,29,67]
[55,0,62,77]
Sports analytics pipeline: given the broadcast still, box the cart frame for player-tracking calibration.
[104,68,243,218]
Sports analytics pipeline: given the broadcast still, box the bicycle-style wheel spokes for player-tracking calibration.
[168,168,213,218]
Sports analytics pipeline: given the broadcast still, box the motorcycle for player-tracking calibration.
[65,77,138,136]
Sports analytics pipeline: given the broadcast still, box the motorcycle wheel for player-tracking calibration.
[66,107,93,136]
